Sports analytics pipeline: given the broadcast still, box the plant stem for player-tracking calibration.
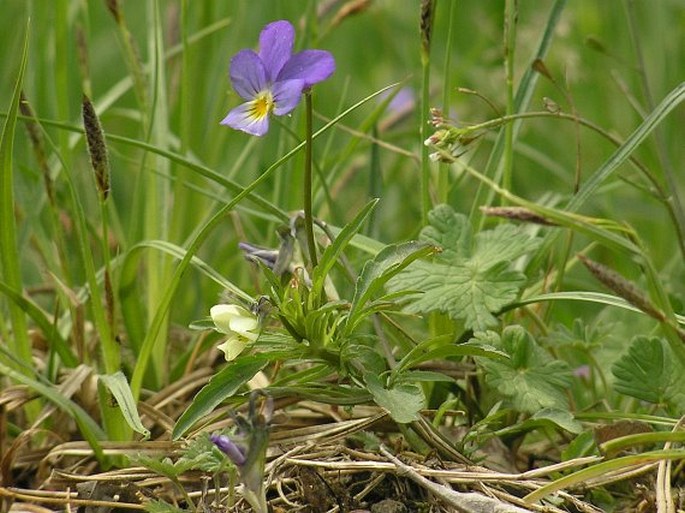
[304,92,318,268]
[501,0,517,201]
[420,0,436,224]
[438,0,458,203]
[420,52,432,224]
[99,200,119,373]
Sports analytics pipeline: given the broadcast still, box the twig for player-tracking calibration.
[379,445,534,513]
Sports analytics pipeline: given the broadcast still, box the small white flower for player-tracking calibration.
[210,304,259,361]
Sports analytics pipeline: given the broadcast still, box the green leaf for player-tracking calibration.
[99,371,150,439]
[144,499,188,513]
[0,21,32,368]
[131,455,181,479]
[365,373,425,424]
[562,430,597,461]
[393,333,508,378]
[478,326,572,413]
[0,279,77,367]
[172,357,267,440]
[341,342,387,377]
[388,205,538,330]
[498,408,582,436]
[180,433,225,473]
[346,241,435,333]
[612,336,685,412]
[395,370,456,383]
[268,383,372,405]
[188,317,215,331]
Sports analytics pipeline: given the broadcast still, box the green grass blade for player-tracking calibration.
[145,0,173,387]
[0,22,32,371]
[310,198,379,302]
[524,449,685,504]
[99,371,151,439]
[119,239,253,354]
[0,279,77,367]
[567,81,685,214]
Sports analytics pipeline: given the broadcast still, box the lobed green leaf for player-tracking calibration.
[388,205,539,330]
[478,326,572,413]
[612,336,685,412]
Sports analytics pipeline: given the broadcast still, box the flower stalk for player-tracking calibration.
[303,91,318,268]
[210,393,272,513]
[419,0,436,224]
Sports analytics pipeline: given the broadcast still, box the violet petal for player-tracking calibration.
[277,49,335,88]
[220,103,270,137]
[230,50,268,100]
[210,434,246,466]
[272,78,306,115]
[258,20,294,81]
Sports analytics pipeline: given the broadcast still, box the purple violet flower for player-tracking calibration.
[210,433,247,466]
[221,20,336,136]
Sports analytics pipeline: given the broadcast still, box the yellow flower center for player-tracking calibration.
[250,91,274,119]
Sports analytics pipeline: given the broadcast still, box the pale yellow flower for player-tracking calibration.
[210,304,259,361]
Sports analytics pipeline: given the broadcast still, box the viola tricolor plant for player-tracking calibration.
[221,20,335,136]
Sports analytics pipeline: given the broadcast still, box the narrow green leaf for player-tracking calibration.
[600,431,685,458]
[172,357,267,440]
[497,408,582,437]
[568,82,685,215]
[394,334,507,378]
[267,384,371,405]
[99,371,151,439]
[0,279,77,367]
[0,21,31,369]
[524,449,685,504]
[311,198,378,300]
[346,241,435,333]
[395,370,456,384]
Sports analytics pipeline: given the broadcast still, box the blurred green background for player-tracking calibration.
[1,0,684,338]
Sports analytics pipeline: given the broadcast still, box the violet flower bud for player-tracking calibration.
[210,433,247,466]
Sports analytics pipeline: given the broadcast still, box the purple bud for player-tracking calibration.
[210,434,246,466]
[238,242,279,269]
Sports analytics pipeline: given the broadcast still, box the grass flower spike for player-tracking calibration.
[210,304,259,361]
[221,20,335,136]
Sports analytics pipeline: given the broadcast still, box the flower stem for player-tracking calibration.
[304,92,318,268]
